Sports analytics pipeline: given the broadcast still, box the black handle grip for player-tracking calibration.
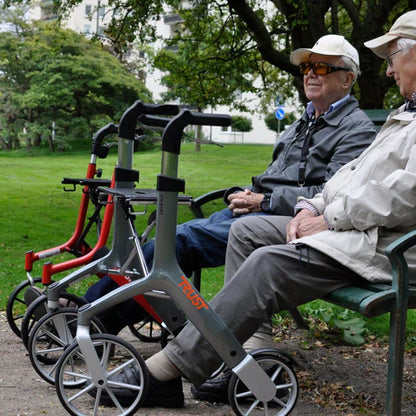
[161,109,231,154]
[138,114,172,128]
[92,123,118,145]
[91,123,118,158]
[119,101,180,140]
[187,111,231,127]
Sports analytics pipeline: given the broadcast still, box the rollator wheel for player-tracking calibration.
[128,315,163,343]
[209,362,227,380]
[28,307,106,385]
[21,292,85,349]
[6,277,44,338]
[56,333,148,416]
[228,349,299,416]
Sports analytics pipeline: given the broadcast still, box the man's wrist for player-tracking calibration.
[294,200,319,216]
[323,212,334,230]
[260,193,272,213]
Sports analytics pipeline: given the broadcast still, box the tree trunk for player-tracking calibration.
[195,124,201,152]
[0,136,8,150]
[47,134,55,151]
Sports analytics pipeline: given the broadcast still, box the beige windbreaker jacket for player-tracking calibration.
[295,105,416,283]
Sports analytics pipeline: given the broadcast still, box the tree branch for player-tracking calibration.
[227,0,294,73]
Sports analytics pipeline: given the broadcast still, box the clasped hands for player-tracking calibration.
[228,190,327,241]
[227,189,263,216]
[285,208,328,242]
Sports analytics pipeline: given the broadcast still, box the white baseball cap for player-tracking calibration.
[364,10,416,58]
[290,34,360,67]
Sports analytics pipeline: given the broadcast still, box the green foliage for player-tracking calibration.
[153,2,261,111]
[0,17,151,151]
[19,0,411,110]
[264,111,297,132]
[301,302,368,346]
[4,1,412,111]
[231,115,252,132]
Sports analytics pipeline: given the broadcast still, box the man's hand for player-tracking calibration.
[228,189,263,216]
[286,209,328,242]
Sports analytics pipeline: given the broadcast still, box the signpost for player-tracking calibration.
[274,102,285,138]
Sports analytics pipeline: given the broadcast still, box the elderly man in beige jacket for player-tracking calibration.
[95,10,416,410]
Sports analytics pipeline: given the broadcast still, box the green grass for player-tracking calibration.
[1,142,415,347]
[0,142,271,307]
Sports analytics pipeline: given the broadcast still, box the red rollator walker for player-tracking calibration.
[6,123,117,338]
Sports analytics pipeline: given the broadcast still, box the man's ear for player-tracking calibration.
[344,71,355,89]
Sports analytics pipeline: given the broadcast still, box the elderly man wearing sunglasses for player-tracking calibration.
[84,35,378,406]
[77,34,376,345]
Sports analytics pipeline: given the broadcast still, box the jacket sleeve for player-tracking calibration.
[326,143,416,231]
[270,116,376,216]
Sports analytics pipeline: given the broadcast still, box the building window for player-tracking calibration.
[84,25,91,34]
[85,5,92,16]
[98,6,105,17]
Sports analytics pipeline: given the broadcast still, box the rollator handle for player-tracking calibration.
[138,114,172,128]
[91,123,118,158]
[92,123,118,145]
[161,109,231,154]
[119,101,180,140]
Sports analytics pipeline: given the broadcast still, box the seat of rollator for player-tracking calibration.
[97,187,193,204]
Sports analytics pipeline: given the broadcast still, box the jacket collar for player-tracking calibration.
[302,95,358,127]
[390,104,416,122]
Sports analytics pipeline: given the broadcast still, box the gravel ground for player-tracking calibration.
[0,311,415,416]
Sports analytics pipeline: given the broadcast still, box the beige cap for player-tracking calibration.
[364,10,416,58]
[290,34,359,67]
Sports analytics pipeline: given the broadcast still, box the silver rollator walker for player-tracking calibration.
[26,101,190,385]
[54,108,299,416]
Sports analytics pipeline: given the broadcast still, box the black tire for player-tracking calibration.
[55,333,148,416]
[128,315,163,343]
[6,278,43,338]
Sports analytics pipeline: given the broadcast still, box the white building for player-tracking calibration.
[30,1,284,145]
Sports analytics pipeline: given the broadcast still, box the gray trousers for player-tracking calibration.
[165,215,364,385]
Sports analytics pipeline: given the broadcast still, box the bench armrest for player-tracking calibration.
[385,229,416,302]
[189,188,228,218]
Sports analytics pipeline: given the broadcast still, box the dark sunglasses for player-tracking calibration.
[299,62,350,75]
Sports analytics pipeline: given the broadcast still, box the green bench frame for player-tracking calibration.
[188,187,416,416]
[324,230,416,416]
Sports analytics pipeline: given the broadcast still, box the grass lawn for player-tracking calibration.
[0,142,270,307]
[0,142,415,347]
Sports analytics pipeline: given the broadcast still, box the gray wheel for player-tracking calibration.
[55,333,148,416]
[228,349,298,416]
[22,292,84,349]
[28,307,105,385]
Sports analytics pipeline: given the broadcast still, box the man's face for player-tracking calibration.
[303,53,354,112]
[386,41,416,100]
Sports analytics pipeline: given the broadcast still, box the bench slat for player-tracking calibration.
[325,286,395,316]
